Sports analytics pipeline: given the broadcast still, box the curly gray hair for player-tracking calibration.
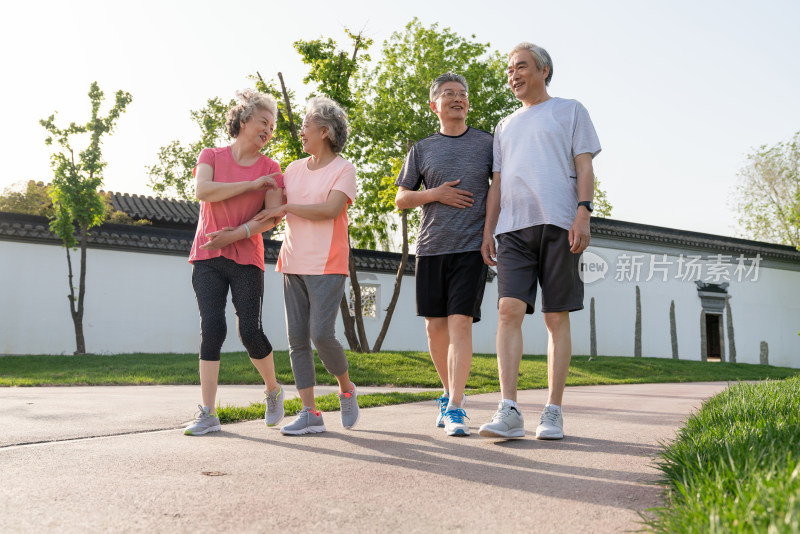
[429,73,468,101]
[225,89,278,138]
[509,42,554,86]
[304,96,350,153]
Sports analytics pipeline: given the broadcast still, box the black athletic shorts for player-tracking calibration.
[415,251,488,323]
[496,224,584,315]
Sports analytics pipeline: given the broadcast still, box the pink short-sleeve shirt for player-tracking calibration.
[189,147,283,270]
[277,156,357,276]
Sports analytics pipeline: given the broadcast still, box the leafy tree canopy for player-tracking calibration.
[733,130,799,249]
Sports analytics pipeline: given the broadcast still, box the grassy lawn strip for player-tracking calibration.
[646,376,800,533]
[217,391,443,424]
[2,351,798,387]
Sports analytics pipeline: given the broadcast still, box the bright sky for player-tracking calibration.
[3,0,799,240]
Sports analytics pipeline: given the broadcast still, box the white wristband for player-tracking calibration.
[243,223,251,239]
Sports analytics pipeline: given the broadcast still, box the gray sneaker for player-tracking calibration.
[338,385,360,429]
[184,405,221,436]
[280,407,326,435]
[535,405,564,439]
[478,401,525,438]
[265,385,285,427]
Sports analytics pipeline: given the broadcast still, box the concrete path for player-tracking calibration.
[0,384,440,448]
[0,382,731,533]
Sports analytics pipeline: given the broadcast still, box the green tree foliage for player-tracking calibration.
[733,131,800,249]
[294,29,372,110]
[40,82,132,354]
[347,18,519,250]
[0,180,150,226]
[0,181,54,217]
[593,178,613,218]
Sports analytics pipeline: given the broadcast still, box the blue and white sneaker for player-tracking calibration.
[436,394,449,428]
[443,408,470,436]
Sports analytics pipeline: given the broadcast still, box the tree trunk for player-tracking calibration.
[373,209,409,352]
[339,294,362,352]
[277,72,298,141]
[347,237,370,352]
[72,224,88,354]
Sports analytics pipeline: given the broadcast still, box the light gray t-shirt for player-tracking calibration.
[396,127,493,256]
[493,97,601,235]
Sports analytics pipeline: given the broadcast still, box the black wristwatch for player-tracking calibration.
[578,201,594,213]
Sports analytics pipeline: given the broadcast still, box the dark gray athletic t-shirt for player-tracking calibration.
[395,127,493,257]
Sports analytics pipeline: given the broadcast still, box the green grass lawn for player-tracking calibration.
[3,351,798,425]
[1,351,797,388]
[646,376,800,533]
[218,390,445,424]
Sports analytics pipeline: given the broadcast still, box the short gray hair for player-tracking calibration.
[304,96,350,153]
[509,42,553,86]
[225,89,278,138]
[430,73,469,101]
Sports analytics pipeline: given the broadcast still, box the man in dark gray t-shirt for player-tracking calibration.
[395,73,493,438]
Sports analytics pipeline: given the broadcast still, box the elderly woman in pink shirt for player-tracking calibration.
[202,96,360,435]
[184,90,286,436]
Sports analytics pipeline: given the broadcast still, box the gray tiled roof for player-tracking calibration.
[0,212,418,275]
[592,218,800,262]
[104,192,199,226]
[3,197,798,272]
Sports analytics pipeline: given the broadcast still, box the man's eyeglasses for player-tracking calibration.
[438,90,468,100]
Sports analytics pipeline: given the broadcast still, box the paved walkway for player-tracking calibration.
[0,382,731,533]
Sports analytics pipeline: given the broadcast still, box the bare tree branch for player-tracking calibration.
[277,72,298,141]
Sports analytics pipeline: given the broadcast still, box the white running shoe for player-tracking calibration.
[535,405,564,440]
[478,401,525,438]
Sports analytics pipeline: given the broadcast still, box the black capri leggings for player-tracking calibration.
[192,256,273,361]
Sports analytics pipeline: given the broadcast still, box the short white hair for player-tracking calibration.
[304,97,350,153]
[509,42,553,86]
[225,89,278,138]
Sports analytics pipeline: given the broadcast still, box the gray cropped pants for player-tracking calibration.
[283,273,349,390]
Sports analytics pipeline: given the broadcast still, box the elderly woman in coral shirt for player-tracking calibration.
[202,96,360,435]
[184,89,286,436]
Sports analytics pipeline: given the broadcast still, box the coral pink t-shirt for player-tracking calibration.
[189,147,283,271]
[277,156,357,276]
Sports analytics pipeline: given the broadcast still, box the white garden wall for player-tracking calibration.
[1,236,798,369]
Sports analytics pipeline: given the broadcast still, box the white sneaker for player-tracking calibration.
[478,401,525,438]
[535,405,564,440]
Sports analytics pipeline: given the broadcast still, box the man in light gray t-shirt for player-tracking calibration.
[478,42,601,441]
[395,73,493,438]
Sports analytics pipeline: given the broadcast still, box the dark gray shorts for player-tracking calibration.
[496,224,583,315]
